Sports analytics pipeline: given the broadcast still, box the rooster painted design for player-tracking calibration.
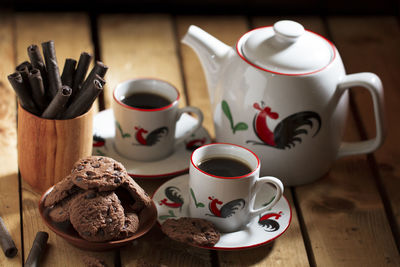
[247,101,321,149]
[185,137,206,151]
[207,196,245,218]
[258,211,283,232]
[134,126,169,146]
[93,135,105,147]
[159,186,184,211]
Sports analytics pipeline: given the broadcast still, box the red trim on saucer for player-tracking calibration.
[128,168,188,179]
[151,176,293,251]
[201,196,292,251]
[113,78,180,112]
[236,26,337,76]
[190,143,260,180]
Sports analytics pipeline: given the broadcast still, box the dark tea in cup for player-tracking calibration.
[121,92,171,109]
[197,156,253,177]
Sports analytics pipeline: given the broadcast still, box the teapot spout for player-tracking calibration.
[182,25,232,100]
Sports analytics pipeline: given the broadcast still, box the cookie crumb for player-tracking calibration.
[161,218,220,247]
[83,255,107,267]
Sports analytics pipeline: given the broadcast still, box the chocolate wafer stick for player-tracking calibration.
[0,216,18,258]
[42,85,72,119]
[83,61,108,85]
[63,75,105,119]
[25,231,48,267]
[61,58,76,87]
[71,52,92,92]
[69,61,107,104]
[27,44,48,91]
[28,68,47,112]
[16,61,33,90]
[8,72,38,115]
[16,61,32,73]
[27,44,45,69]
[42,40,62,100]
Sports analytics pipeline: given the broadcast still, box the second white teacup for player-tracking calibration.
[113,78,203,161]
[189,143,284,233]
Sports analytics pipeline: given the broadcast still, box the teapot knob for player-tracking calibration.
[273,20,305,43]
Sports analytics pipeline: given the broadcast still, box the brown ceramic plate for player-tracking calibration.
[38,186,157,251]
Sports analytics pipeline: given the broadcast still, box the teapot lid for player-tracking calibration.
[238,20,336,75]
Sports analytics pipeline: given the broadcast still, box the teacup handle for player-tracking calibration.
[249,176,284,217]
[336,73,385,158]
[175,106,204,145]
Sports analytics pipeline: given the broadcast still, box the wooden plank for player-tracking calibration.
[0,12,23,266]
[98,14,211,266]
[327,16,400,246]
[98,14,186,110]
[15,13,114,266]
[177,15,309,266]
[251,16,400,266]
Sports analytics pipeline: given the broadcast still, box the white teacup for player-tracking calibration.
[189,143,284,232]
[113,78,203,161]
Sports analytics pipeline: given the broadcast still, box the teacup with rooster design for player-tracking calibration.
[189,143,284,233]
[113,78,203,161]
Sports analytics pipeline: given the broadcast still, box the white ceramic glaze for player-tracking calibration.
[182,20,385,186]
[93,109,211,178]
[189,143,284,233]
[153,174,291,250]
[113,79,204,161]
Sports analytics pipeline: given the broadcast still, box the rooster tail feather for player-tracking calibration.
[165,186,184,204]
[274,111,321,149]
[220,199,246,218]
[146,127,169,146]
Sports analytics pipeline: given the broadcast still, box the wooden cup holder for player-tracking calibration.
[17,104,93,193]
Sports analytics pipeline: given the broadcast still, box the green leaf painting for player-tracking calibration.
[95,149,105,156]
[190,188,205,208]
[116,121,131,138]
[222,100,248,134]
[159,210,176,220]
[262,196,276,208]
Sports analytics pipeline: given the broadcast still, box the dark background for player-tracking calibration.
[1,0,399,15]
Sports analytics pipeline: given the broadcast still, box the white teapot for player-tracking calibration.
[182,20,385,186]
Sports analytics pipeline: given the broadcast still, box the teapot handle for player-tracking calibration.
[336,73,385,158]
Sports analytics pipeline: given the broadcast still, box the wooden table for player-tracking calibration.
[0,12,399,267]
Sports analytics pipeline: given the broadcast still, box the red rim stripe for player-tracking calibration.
[190,142,260,180]
[113,78,180,112]
[236,26,337,76]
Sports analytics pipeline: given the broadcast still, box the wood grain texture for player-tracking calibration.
[98,14,185,109]
[327,16,400,245]
[176,16,250,138]
[252,16,400,266]
[15,13,114,266]
[177,16,309,266]
[0,12,23,266]
[17,104,93,193]
[98,14,211,266]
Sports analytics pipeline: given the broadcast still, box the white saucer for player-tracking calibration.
[93,109,212,178]
[153,174,292,250]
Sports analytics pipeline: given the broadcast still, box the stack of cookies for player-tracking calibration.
[44,156,152,242]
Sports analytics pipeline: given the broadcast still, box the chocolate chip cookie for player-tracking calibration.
[44,174,81,207]
[161,218,220,247]
[48,195,76,223]
[71,156,127,191]
[117,213,139,239]
[69,190,125,242]
[121,176,152,212]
